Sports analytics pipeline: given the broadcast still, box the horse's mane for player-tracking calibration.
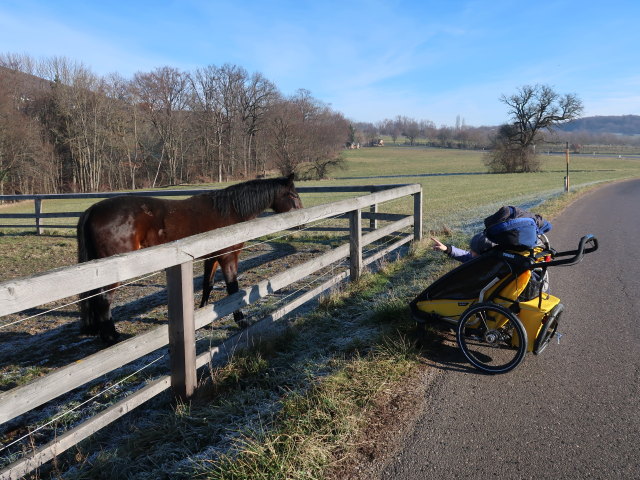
[207,177,290,219]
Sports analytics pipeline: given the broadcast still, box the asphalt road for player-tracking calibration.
[379,179,640,479]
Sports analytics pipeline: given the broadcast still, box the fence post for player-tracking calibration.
[166,261,197,399]
[349,209,362,281]
[413,191,423,241]
[34,198,42,235]
[369,204,378,230]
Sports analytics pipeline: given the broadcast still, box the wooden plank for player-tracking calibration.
[166,262,196,399]
[413,191,423,241]
[362,214,413,244]
[0,376,171,480]
[333,212,407,222]
[0,184,421,317]
[38,212,84,218]
[34,198,42,235]
[0,189,214,202]
[196,270,350,370]
[0,213,40,218]
[194,242,351,329]
[369,203,378,230]
[0,210,398,223]
[0,183,401,203]
[349,209,363,281]
[0,224,77,230]
[363,235,413,267]
[0,325,169,424]
[295,184,408,194]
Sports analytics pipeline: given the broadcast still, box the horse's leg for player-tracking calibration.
[96,286,119,344]
[79,284,120,344]
[79,289,101,335]
[219,249,247,328]
[199,257,219,308]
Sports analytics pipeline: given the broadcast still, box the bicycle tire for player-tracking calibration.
[456,302,527,374]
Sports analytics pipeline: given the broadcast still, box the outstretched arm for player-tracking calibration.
[431,237,449,253]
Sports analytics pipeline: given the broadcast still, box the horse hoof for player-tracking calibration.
[79,323,99,335]
[99,326,121,344]
[234,312,249,329]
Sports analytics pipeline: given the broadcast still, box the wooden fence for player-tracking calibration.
[0,183,422,479]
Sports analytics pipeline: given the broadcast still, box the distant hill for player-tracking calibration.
[0,65,51,100]
[557,115,640,135]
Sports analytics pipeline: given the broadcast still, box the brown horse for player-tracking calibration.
[77,174,303,343]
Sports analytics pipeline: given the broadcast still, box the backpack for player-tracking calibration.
[484,206,552,248]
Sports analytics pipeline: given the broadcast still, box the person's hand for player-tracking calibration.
[431,237,448,253]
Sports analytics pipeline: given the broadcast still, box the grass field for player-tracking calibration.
[2,146,640,234]
[1,147,639,479]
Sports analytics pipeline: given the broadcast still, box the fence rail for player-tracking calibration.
[0,183,422,480]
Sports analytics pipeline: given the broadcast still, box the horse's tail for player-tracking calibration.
[77,207,96,264]
[77,207,99,333]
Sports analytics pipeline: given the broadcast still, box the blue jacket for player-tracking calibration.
[447,245,473,263]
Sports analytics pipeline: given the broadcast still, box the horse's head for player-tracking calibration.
[272,173,303,213]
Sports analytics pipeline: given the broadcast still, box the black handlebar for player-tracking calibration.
[536,234,598,268]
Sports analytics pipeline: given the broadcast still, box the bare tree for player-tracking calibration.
[437,125,454,147]
[0,127,55,195]
[133,67,191,186]
[486,84,583,172]
[190,65,227,182]
[41,57,114,191]
[189,64,276,182]
[398,116,420,145]
[103,73,149,190]
[266,90,348,178]
[216,64,248,180]
[266,96,304,176]
[0,77,54,195]
[239,71,277,176]
[303,107,349,179]
[380,118,401,144]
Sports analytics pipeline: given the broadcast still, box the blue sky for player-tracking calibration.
[1,0,638,126]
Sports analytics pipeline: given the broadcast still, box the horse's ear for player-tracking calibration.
[287,173,295,184]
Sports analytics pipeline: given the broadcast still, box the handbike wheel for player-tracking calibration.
[456,302,527,374]
[534,303,563,355]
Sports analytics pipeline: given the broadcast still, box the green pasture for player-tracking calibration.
[1,147,639,235]
[306,147,640,233]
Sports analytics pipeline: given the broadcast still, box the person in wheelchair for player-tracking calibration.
[431,231,549,293]
[412,207,598,373]
[431,232,495,263]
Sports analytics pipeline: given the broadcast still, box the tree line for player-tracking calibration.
[351,115,495,149]
[0,54,350,195]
